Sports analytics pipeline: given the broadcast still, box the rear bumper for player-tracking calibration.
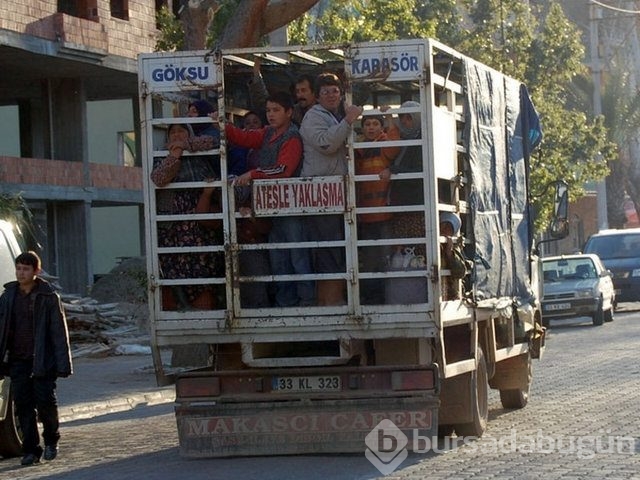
[176,395,439,457]
[174,365,439,457]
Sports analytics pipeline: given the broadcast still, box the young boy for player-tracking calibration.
[354,113,400,304]
[0,251,72,466]
[225,91,314,307]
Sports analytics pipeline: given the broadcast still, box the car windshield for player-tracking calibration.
[584,233,640,260]
[543,258,596,282]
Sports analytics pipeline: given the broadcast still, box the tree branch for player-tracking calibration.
[220,0,320,48]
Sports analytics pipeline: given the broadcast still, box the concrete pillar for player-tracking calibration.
[47,78,93,294]
[54,201,92,294]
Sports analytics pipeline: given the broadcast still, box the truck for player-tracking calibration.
[138,38,567,457]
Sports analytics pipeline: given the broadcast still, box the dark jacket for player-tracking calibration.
[0,278,73,378]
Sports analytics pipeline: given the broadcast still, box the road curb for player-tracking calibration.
[59,388,175,423]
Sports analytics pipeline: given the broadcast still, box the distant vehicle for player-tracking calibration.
[0,219,24,457]
[541,254,615,326]
[582,228,640,304]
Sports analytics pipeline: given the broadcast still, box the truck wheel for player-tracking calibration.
[592,297,604,326]
[499,352,532,409]
[0,381,23,458]
[455,348,488,438]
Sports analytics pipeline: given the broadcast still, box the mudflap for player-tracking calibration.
[176,396,439,458]
[530,323,546,359]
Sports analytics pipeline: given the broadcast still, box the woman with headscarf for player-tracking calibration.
[380,100,424,206]
[150,123,222,310]
[379,100,427,258]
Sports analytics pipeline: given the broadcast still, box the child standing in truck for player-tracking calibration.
[224,91,314,307]
[354,111,400,304]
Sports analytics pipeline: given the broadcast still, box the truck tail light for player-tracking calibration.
[177,377,220,398]
[391,370,435,391]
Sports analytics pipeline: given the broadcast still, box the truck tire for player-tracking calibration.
[499,352,532,409]
[592,297,604,326]
[0,382,23,458]
[455,348,488,438]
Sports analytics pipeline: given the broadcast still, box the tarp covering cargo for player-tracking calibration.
[464,59,541,304]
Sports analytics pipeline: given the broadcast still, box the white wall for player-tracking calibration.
[0,105,20,156]
[91,206,141,275]
[87,99,141,275]
[87,98,134,165]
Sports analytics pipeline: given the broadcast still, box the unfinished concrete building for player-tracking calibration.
[0,1,169,293]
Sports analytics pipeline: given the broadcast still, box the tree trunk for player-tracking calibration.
[179,0,319,50]
[181,0,220,50]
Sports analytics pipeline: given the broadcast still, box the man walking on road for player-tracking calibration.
[0,251,72,466]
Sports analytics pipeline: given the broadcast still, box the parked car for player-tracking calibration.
[582,228,640,304]
[0,219,24,458]
[541,254,615,326]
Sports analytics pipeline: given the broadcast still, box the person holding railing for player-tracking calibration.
[225,91,314,307]
[354,110,400,304]
[299,73,363,306]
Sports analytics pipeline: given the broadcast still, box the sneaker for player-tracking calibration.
[21,453,41,466]
[44,444,58,461]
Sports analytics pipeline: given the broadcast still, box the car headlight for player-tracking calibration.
[632,269,640,277]
[576,289,594,298]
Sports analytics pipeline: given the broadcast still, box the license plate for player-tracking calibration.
[545,302,571,311]
[272,375,341,393]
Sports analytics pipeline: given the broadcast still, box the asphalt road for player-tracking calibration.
[2,306,640,479]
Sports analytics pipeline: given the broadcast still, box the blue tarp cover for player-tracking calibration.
[464,59,541,305]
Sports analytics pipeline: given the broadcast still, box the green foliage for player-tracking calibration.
[308,0,436,43]
[155,6,184,52]
[0,193,26,220]
[288,12,313,45]
[526,3,586,98]
[458,0,535,80]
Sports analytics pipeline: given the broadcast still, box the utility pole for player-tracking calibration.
[590,1,609,230]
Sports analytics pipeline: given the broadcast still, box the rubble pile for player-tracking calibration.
[52,257,151,359]
[62,295,151,359]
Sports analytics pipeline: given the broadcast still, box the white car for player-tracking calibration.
[0,219,24,458]
[541,254,615,326]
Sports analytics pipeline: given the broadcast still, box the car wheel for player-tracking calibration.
[0,380,23,458]
[592,297,604,326]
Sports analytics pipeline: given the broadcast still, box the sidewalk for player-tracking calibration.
[57,354,175,423]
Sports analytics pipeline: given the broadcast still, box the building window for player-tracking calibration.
[111,0,129,20]
[57,0,99,20]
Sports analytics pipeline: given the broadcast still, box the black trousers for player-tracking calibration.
[9,360,60,456]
